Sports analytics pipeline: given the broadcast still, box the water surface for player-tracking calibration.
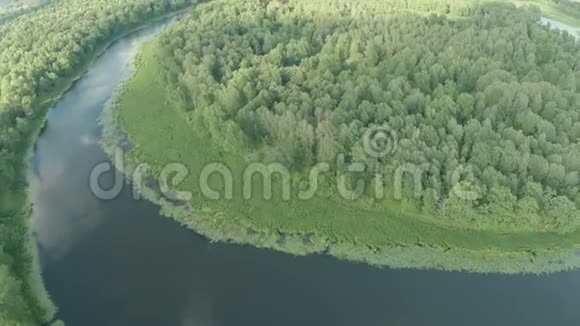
[540,16,580,38]
[30,19,580,326]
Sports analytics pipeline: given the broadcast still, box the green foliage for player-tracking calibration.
[0,0,195,324]
[146,0,580,232]
[0,0,47,23]
[517,0,580,26]
[111,0,580,274]
[0,265,33,324]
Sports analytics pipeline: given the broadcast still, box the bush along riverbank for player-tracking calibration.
[0,1,199,324]
[102,0,580,274]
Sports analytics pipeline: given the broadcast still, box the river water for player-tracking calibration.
[28,19,580,326]
[540,16,580,37]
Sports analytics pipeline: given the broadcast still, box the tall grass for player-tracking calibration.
[105,42,580,274]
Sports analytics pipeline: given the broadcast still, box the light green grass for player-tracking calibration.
[110,42,580,273]
[513,0,580,27]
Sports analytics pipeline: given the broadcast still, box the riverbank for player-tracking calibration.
[0,0,47,25]
[513,0,580,28]
[102,39,580,274]
[1,4,196,325]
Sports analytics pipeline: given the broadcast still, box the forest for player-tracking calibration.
[157,0,580,231]
[111,0,580,274]
[0,0,195,325]
[2,0,580,323]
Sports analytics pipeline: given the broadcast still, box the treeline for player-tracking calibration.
[152,0,580,232]
[0,0,195,325]
[0,0,46,23]
[551,0,580,20]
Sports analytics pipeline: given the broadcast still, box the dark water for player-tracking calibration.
[29,22,580,326]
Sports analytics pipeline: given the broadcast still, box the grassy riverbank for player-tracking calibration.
[105,40,580,274]
[514,0,580,27]
[0,0,47,25]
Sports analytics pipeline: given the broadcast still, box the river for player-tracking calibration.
[28,19,580,326]
[540,16,580,37]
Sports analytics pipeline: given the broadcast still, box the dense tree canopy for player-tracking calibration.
[151,0,580,232]
[0,0,194,325]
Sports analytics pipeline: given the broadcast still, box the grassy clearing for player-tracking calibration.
[108,42,580,273]
[513,0,580,27]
